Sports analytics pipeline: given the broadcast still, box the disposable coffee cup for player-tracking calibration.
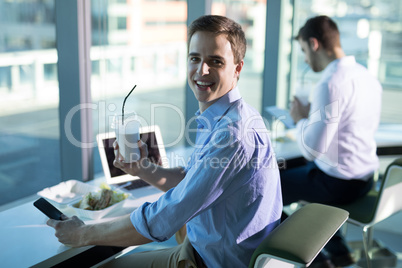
[111,113,141,163]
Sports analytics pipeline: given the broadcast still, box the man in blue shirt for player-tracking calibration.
[48,15,282,268]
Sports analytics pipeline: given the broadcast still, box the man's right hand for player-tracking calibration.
[114,139,185,192]
[113,140,150,177]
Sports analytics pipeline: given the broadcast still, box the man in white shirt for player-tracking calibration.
[281,15,382,267]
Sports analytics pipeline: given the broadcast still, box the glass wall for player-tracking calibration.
[89,0,269,171]
[289,0,402,124]
[90,0,188,175]
[0,0,61,206]
[211,0,267,112]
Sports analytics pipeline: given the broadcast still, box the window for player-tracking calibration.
[0,0,60,206]
[211,0,267,112]
[91,0,188,175]
[290,0,402,124]
[116,16,127,30]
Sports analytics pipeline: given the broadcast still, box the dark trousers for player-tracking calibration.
[280,161,373,206]
[280,161,374,258]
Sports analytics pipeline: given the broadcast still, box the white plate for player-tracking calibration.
[69,189,130,220]
[37,180,99,205]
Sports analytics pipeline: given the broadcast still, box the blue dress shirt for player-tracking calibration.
[131,87,282,267]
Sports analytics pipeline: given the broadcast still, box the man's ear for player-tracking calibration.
[308,37,320,51]
[235,60,244,78]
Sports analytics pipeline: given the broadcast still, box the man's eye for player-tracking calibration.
[190,57,199,62]
[212,60,223,65]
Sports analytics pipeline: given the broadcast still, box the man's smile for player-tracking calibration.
[195,80,214,91]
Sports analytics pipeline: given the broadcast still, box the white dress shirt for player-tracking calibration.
[296,56,382,180]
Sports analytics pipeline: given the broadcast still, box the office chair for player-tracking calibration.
[249,203,349,268]
[336,157,402,268]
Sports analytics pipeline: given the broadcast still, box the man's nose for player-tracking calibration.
[197,62,209,75]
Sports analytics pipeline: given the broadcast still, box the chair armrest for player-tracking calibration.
[249,203,349,267]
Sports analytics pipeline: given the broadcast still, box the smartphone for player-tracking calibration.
[34,197,64,220]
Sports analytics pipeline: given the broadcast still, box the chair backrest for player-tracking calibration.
[248,203,349,268]
[372,157,402,225]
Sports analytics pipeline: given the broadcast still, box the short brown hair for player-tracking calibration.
[187,15,247,64]
[295,15,341,50]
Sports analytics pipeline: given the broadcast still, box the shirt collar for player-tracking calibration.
[322,56,356,78]
[195,86,242,129]
[338,55,356,66]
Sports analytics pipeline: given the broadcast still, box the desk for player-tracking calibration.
[0,124,401,267]
[0,182,163,268]
[271,123,402,161]
[374,124,402,155]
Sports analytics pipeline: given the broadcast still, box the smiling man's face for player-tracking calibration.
[187,31,243,112]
